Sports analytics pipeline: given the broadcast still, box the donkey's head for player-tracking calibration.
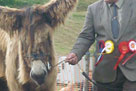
[19,7,55,86]
[28,32,53,86]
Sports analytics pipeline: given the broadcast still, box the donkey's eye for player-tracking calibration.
[31,53,38,58]
[31,53,38,60]
[39,49,44,56]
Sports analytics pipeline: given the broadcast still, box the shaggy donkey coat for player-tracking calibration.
[0,0,78,90]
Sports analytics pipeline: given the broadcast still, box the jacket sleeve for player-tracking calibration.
[71,5,95,61]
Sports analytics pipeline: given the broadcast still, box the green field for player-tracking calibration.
[0,0,97,56]
[54,11,86,56]
[0,0,97,11]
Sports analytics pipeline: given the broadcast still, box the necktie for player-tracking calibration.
[111,3,119,39]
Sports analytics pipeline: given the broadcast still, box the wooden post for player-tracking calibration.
[83,51,90,91]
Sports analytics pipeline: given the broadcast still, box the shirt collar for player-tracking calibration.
[107,0,124,8]
[116,0,124,8]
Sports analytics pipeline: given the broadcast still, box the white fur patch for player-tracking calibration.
[31,60,47,75]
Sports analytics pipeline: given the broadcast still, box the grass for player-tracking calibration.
[54,11,96,56]
[77,0,98,11]
[0,0,97,10]
[54,11,86,56]
[0,0,49,8]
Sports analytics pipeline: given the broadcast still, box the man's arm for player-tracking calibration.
[66,5,95,64]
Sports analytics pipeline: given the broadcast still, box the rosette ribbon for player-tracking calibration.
[95,40,114,66]
[122,40,136,65]
[114,41,129,70]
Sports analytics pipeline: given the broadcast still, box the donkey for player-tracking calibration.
[0,0,78,90]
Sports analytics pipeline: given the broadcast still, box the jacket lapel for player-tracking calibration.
[101,0,132,41]
[101,1,113,39]
[118,0,132,39]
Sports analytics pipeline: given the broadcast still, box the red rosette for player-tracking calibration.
[122,40,136,65]
[114,41,129,70]
[128,40,136,52]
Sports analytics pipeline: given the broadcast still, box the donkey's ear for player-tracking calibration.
[0,6,24,35]
[38,0,78,29]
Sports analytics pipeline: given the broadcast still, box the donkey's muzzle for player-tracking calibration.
[30,60,51,85]
[30,70,46,85]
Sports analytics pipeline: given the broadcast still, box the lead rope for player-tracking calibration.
[52,60,122,90]
[77,64,122,90]
[51,60,65,69]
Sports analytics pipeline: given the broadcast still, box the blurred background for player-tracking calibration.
[0,0,97,90]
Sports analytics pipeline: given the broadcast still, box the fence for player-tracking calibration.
[56,53,94,91]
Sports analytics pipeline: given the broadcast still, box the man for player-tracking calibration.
[66,0,136,91]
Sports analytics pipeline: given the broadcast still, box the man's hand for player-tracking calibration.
[65,53,78,65]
